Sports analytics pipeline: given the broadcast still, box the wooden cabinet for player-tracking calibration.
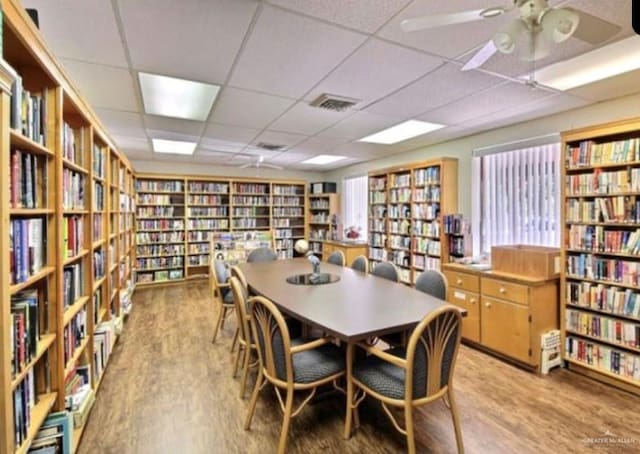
[322,240,368,266]
[444,263,558,372]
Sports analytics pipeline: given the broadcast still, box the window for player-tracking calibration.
[341,175,368,241]
[474,141,561,255]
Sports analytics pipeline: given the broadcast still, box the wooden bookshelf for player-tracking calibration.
[560,117,640,395]
[272,183,307,259]
[0,1,136,452]
[367,158,458,285]
[307,193,339,258]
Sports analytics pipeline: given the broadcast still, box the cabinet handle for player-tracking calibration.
[456,278,463,285]
[499,287,506,294]
[470,299,476,304]
[485,302,491,308]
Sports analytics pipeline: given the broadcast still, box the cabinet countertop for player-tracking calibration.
[322,240,368,248]
[442,263,559,286]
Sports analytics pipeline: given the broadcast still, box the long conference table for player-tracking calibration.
[238,258,467,439]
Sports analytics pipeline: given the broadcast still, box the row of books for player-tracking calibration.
[398,268,411,284]
[9,149,43,209]
[413,220,440,237]
[63,308,86,365]
[277,249,294,260]
[136,232,184,244]
[188,207,228,217]
[64,365,94,430]
[566,138,640,168]
[388,204,410,219]
[567,225,640,254]
[94,320,117,381]
[310,199,330,209]
[566,168,640,195]
[93,144,106,179]
[389,234,411,250]
[274,228,297,239]
[566,254,640,286]
[369,219,385,232]
[443,214,468,235]
[61,169,85,210]
[233,183,269,194]
[93,249,105,280]
[188,182,228,193]
[9,218,45,284]
[275,239,293,249]
[566,281,640,319]
[63,215,84,259]
[13,369,37,448]
[369,234,386,248]
[449,236,466,257]
[369,191,386,204]
[28,411,72,454]
[137,244,185,256]
[136,269,184,283]
[10,289,40,376]
[232,195,269,206]
[189,219,229,230]
[389,219,411,235]
[93,214,103,240]
[233,219,269,229]
[137,206,180,217]
[93,182,105,211]
[135,180,183,192]
[390,249,411,269]
[10,71,48,145]
[388,172,410,187]
[62,123,82,166]
[188,243,209,254]
[137,193,183,205]
[414,186,440,202]
[273,207,303,217]
[565,336,640,381]
[188,194,228,205]
[136,219,184,231]
[565,197,640,223]
[187,231,211,242]
[412,203,439,220]
[231,207,268,216]
[188,255,209,266]
[273,186,303,195]
[369,176,386,191]
[413,255,441,271]
[389,188,411,203]
[62,263,84,309]
[414,166,440,185]
[136,257,184,269]
[368,247,386,261]
[566,309,640,349]
[412,238,441,256]
[274,219,296,227]
[272,196,302,206]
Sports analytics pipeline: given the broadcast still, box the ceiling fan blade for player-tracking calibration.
[568,8,622,45]
[238,163,252,169]
[261,163,283,170]
[461,40,498,71]
[400,8,487,32]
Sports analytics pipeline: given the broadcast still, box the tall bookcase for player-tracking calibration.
[0,1,136,452]
[367,158,458,285]
[307,193,339,257]
[561,117,640,396]
[134,175,308,285]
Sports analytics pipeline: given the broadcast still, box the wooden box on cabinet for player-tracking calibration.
[322,240,367,265]
[491,245,560,280]
[443,263,559,372]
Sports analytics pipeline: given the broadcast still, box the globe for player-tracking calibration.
[294,239,309,254]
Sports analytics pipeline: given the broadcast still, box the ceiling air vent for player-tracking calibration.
[256,142,286,151]
[309,94,359,112]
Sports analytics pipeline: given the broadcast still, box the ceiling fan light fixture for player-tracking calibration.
[541,8,580,43]
[480,6,506,19]
[493,18,527,54]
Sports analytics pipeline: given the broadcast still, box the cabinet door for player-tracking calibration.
[447,288,480,342]
[481,296,531,363]
[322,244,334,262]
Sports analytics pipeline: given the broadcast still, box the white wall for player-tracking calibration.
[323,92,640,218]
[130,159,324,182]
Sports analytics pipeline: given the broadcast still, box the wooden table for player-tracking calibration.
[239,258,466,439]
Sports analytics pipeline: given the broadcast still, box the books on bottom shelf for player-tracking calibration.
[120,280,134,315]
[94,320,117,382]
[566,336,640,382]
[27,411,73,454]
[13,369,36,448]
[64,365,94,429]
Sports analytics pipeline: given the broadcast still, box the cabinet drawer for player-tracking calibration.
[444,271,479,293]
[482,278,529,305]
[447,288,480,343]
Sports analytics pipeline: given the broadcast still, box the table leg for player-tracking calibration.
[343,342,354,439]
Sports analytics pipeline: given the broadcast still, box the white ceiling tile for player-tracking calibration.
[193,150,235,164]
[112,136,150,152]
[291,136,351,154]
[153,153,194,162]
[119,0,259,84]
[122,148,153,160]
[202,124,261,152]
[144,115,205,136]
[146,129,201,144]
[319,111,404,140]
[267,0,412,33]
[307,38,444,108]
[269,102,352,135]
[417,82,553,126]
[95,108,146,139]
[242,147,284,158]
[270,151,315,163]
[331,141,388,158]
[251,130,309,149]
[60,59,137,111]
[229,5,368,98]
[367,63,503,117]
[210,87,295,129]
[567,69,640,101]
[23,0,127,67]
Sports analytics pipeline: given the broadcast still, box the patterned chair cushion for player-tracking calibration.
[293,343,345,384]
[223,290,234,304]
[353,347,407,400]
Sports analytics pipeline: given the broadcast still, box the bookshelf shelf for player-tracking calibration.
[9,266,56,295]
[15,393,58,454]
[63,249,90,266]
[561,118,640,394]
[63,296,90,326]
[9,208,55,215]
[63,336,91,377]
[10,333,57,391]
[9,130,55,157]
[62,159,89,175]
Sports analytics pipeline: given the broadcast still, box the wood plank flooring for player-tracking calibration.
[78,282,640,454]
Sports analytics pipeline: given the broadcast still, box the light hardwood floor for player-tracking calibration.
[78,282,640,454]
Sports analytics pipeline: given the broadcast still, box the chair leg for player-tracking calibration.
[211,305,225,343]
[277,388,295,454]
[232,344,244,378]
[245,369,264,430]
[448,389,465,454]
[230,326,239,353]
[240,346,252,399]
[404,405,416,454]
[442,393,451,409]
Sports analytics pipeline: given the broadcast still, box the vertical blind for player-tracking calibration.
[478,142,561,254]
[342,175,368,241]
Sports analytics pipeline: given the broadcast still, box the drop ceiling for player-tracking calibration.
[22,0,638,170]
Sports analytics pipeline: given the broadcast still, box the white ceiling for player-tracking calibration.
[23,0,638,170]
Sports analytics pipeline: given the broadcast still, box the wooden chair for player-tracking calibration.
[211,259,236,347]
[414,269,448,300]
[371,261,399,282]
[349,306,464,454]
[230,265,249,296]
[247,247,278,263]
[229,276,257,398]
[327,250,346,266]
[244,296,346,454]
[350,255,369,273]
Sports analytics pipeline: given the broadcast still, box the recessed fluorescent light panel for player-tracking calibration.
[302,155,347,165]
[139,72,220,121]
[358,120,445,145]
[152,138,197,155]
[535,36,640,91]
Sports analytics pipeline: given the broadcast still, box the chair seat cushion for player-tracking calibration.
[353,347,407,400]
[293,342,345,384]
[222,289,234,304]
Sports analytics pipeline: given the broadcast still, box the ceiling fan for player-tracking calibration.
[238,154,283,170]
[401,0,622,71]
